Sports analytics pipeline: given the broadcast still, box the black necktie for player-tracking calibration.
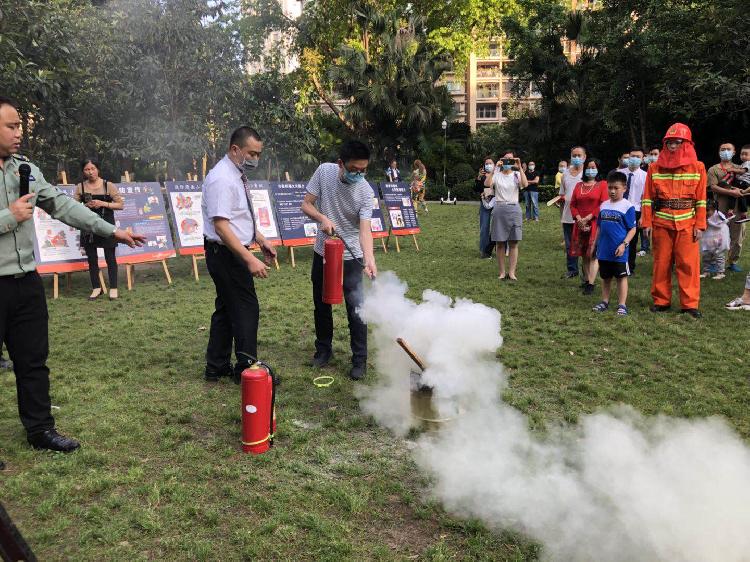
[240,173,258,243]
[626,172,633,199]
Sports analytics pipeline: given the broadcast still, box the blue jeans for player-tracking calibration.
[524,191,539,220]
[562,222,579,274]
[479,204,494,256]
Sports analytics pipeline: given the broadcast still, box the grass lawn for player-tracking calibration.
[1,203,749,561]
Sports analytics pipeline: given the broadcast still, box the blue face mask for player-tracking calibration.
[585,168,598,178]
[342,169,365,184]
[502,164,513,171]
[629,157,642,168]
[720,149,734,161]
[571,156,584,166]
[484,163,494,173]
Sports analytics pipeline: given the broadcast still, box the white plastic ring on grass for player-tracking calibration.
[313,376,334,388]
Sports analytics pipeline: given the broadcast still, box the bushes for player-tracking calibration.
[537,184,557,202]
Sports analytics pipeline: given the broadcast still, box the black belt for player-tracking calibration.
[0,272,30,280]
[654,198,694,211]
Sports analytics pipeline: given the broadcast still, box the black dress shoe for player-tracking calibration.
[680,308,702,318]
[204,364,232,382]
[348,364,366,381]
[582,283,595,295]
[312,352,332,368]
[649,304,671,313]
[28,429,80,453]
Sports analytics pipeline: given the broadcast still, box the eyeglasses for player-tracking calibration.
[666,139,683,146]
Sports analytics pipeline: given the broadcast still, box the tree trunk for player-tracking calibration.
[310,73,356,133]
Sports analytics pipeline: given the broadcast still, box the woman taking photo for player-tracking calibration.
[410,159,428,214]
[484,151,528,280]
[569,157,608,295]
[74,158,124,300]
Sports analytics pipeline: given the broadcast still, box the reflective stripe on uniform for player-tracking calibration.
[654,210,696,221]
[641,198,652,206]
[695,200,707,207]
[651,173,702,181]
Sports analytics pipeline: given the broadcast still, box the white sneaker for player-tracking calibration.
[712,273,726,280]
[725,297,750,310]
[699,272,710,278]
[637,250,646,257]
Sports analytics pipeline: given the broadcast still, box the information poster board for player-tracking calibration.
[380,181,421,235]
[33,185,89,274]
[164,180,204,255]
[270,181,317,246]
[245,180,282,246]
[368,182,388,239]
[115,182,175,264]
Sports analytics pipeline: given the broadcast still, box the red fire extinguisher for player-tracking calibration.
[322,236,344,304]
[241,362,280,455]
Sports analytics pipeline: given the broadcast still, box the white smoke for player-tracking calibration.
[358,272,750,562]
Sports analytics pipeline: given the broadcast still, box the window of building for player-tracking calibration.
[489,42,501,58]
[477,103,498,119]
[476,83,499,99]
[476,63,500,78]
[453,102,466,115]
[445,80,465,93]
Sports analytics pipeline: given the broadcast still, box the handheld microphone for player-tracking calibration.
[18,164,31,197]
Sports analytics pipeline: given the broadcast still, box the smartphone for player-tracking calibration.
[502,158,514,166]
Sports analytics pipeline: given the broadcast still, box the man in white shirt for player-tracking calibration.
[559,146,586,278]
[623,148,648,273]
[201,126,277,383]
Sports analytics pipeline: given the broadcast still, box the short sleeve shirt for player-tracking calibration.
[525,170,539,192]
[492,171,520,203]
[560,168,583,224]
[306,163,372,259]
[597,199,636,263]
[201,155,255,245]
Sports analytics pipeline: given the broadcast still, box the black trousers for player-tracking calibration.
[0,272,54,436]
[311,252,367,366]
[628,211,641,273]
[204,241,259,376]
[84,245,118,289]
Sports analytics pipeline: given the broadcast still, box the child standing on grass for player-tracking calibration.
[592,171,637,315]
[700,200,730,280]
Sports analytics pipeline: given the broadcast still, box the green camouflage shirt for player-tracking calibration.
[0,154,116,276]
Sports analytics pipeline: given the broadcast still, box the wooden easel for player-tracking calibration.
[392,233,420,253]
[125,259,172,290]
[51,270,106,299]
[191,253,205,281]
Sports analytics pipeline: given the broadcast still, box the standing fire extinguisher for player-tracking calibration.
[322,236,344,304]
[241,361,280,455]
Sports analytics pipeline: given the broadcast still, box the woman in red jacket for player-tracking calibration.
[570,158,609,295]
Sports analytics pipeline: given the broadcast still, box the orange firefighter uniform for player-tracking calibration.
[641,123,707,310]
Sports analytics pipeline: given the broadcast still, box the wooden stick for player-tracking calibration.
[381,238,388,253]
[289,246,296,268]
[98,271,107,292]
[192,255,199,281]
[53,274,59,300]
[126,264,134,290]
[61,171,68,185]
[273,256,280,270]
[412,234,420,252]
[161,259,172,284]
[396,338,426,371]
[394,235,401,253]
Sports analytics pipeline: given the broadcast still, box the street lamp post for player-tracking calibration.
[440,119,456,205]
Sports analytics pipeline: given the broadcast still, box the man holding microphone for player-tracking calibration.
[0,96,145,457]
[201,126,277,383]
[301,141,377,381]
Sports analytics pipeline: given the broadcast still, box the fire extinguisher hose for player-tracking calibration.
[327,231,365,267]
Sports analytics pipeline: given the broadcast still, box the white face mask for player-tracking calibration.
[528,165,535,171]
